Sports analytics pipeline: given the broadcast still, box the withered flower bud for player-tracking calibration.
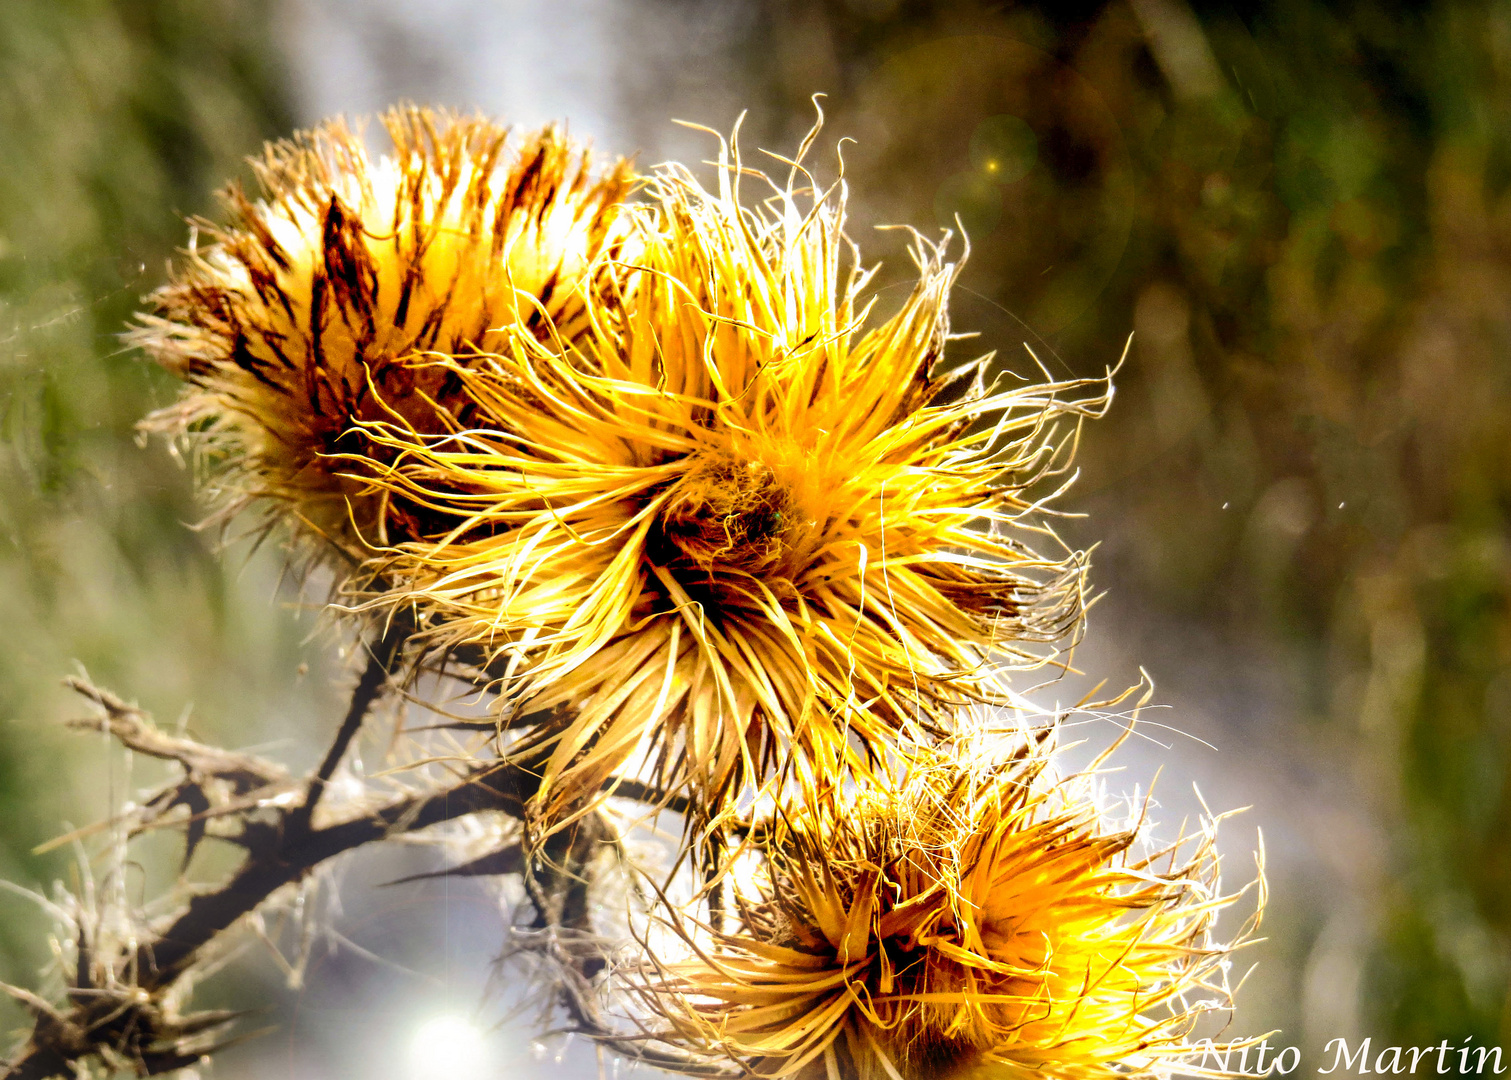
[133,106,635,560]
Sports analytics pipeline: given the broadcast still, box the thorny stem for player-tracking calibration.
[154,766,528,986]
[286,612,414,838]
[1,651,730,1080]
[2,757,532,1080]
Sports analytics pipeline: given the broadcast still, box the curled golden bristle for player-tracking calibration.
[633,726,1264,1080]
[132,105,636,560]
[344,128,1110,834]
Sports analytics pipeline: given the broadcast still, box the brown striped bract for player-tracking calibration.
[133,106,636,562]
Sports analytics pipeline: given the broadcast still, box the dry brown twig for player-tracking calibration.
[1,625,713,1080]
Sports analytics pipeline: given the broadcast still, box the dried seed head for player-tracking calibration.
[132,105,636,561]
[656,451,797,574]
[636,728,1264,1080]
[347,128,1109,834]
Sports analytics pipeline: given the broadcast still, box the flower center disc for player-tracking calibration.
[658,452,795,575]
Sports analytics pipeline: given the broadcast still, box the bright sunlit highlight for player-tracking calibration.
[409,1015,487,1079]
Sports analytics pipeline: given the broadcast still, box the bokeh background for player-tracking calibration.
[2,0,1508,1075]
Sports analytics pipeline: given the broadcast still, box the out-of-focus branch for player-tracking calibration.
[2,622,508,1080]
[2,752,533,1079]
[62,679,289,791]
[3,642,727,1080]
[47,678,296,862]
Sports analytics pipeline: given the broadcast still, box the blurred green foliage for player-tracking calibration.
[699,0,1511,1047]
[0,0,336,1032]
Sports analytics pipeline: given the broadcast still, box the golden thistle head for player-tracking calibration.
[348,128,1109,832]
[635,729,1263,1080]
[131,105,636,559]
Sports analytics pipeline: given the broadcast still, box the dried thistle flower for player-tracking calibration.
[633,727,1263,1080]
[131,105,636,561]
[349,129,1108,830]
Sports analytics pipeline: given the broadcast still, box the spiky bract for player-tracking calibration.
[347,136,1106,833]
[132,106,635,558]
[637,731,1260,1080]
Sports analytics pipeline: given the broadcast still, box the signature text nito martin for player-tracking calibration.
[1191,1038,1507,1075]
